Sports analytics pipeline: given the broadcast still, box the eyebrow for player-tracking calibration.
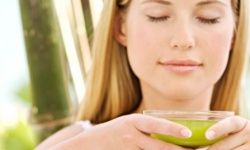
[141,0,172,5]
[141,0,227,7]
[197,0,227,7]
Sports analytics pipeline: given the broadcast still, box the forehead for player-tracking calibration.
[137,0,231,7]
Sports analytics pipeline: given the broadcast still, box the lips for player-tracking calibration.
[159,59,203,73]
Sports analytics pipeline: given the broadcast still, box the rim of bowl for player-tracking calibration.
[143,110,235,120]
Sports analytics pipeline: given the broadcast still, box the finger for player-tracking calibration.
[137,133,193,150]
[129,114,192,138]
[208,121,250,150]
[196,147,209,150]
[233,142,250,150]
[205,116,247,140]
[207,132,245,150]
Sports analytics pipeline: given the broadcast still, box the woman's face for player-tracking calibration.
[117,0,235,102]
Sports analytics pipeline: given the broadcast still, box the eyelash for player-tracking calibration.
[148,16,170,22]
[147,16,220,24]
[196,17,220,24]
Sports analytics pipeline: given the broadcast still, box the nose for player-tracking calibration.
[170,23,195,50]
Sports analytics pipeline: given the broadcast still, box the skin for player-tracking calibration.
[38,114,194,150]
[36,0,250,149]
[118,0,234,112]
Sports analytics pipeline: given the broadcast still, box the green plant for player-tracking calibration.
[0,121,37,150]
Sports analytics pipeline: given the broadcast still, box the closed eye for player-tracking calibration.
[147,16,170,22]
[197,17,220,24]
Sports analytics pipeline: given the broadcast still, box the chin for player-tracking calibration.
[162,88,202,101]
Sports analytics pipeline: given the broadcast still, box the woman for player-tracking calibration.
[37,0,250,149]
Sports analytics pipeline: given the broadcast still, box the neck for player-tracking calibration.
[135,87,213,113]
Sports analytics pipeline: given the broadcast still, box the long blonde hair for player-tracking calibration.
[78,0,250,124]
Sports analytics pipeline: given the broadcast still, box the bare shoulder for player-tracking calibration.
[36,121,92,150]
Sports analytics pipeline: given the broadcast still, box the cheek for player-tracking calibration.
[203,27,233,80]
[126,20,159,74]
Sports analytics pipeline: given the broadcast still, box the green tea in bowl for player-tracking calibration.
[143,110,234,148]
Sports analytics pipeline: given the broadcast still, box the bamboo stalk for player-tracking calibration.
[19,0,73,142]
[80,0,93,42]
[53,0,86,103]
[89,0,103,28]
[72,0,92,76]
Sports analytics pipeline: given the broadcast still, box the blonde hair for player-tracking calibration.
[212,0,249,114]
[78,0,250,123]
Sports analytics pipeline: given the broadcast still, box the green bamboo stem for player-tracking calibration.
[81,0,93,42]
[19,0,73,142]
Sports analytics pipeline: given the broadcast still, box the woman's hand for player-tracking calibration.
[43,114,193,150]
[204,116,250,150]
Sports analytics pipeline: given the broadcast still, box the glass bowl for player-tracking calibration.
[143,110,234,148]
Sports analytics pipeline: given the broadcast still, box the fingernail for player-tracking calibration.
[206,130,216,140]
[181,129,192,138]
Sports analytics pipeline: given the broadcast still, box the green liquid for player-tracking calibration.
[152,120,223,148]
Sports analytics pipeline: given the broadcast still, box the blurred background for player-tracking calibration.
[0,0,249,150]
[0,0,101,149]
[0,0,35,149]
